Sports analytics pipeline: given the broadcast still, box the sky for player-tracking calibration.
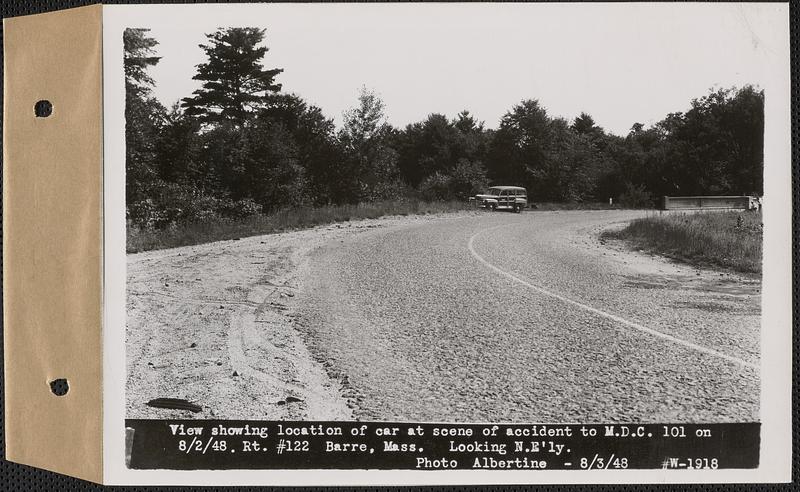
[137,3,787,136]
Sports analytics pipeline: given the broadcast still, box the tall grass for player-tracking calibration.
[604,211,763,274]
[127,199,472,253]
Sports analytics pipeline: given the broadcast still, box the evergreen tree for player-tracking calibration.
[124,28,161,98]
[124,28,166,220]
[182,28,283,126]
[571,112,598,135]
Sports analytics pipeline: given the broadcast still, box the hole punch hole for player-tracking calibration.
[34,100,53,118]
[49,378,69,396]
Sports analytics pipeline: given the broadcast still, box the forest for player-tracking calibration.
[125,27,765,230]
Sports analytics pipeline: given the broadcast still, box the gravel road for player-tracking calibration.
[126,214,466,419]
[127,210,760,422]
[299,210,760,423]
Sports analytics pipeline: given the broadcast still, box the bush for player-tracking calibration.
[220,198,263,219]
[618,182,654,208]
[449,159,489,200]
[418,172,453,201]
[127,182,262,229]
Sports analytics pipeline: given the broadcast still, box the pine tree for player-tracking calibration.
[124,28,161,98]
[124,28,166,217]
[182,28,283,126]
[571,112,597,135]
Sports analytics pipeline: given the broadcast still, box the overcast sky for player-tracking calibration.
[139,3,787,136]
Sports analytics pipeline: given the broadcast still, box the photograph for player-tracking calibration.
[123,3,765,426]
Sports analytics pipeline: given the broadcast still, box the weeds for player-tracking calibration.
[603,211,763,274]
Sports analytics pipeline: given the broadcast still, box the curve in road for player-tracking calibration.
[298,210,761,423]
[467,223,757,370]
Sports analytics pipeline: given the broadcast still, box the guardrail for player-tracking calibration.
[661,195,756,211]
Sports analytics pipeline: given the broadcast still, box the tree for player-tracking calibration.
[340,87,390,153]
[153,104,203,185]
[396,113,457,186]
[452,110,490,163]
[617,85,764,198]
[541,118,600,201]
[486,99,551,191]
[339,87,403,200]
[723,85,764,194]
[486,100,610,202]
[230,117,306,210]
[571,112,597,135]
[395,110,490,188]
[124,28,166,218]
[260,94,354,204]
[601,85,764,201]
[182,28,283,126]
[668,86,764,195]
[124,28,161,98]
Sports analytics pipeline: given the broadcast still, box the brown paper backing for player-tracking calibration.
[3,4,103,483]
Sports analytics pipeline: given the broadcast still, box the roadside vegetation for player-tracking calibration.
[127,199,471,252]
[604,211,763,274]
[125,27,764,251]
[128,199,657,253]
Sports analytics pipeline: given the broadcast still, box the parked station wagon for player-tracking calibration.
[471,186,528,213]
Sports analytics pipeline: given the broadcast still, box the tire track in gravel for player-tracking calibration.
[126,213,478,419]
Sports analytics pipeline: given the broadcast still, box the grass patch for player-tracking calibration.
[127,199,472,253]
[603,211,763,274]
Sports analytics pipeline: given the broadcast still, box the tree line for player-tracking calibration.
[125,27,764,229]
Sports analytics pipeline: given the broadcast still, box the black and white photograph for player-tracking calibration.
[111,2,790,479]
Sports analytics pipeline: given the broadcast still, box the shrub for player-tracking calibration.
[220,198,263,219]
[127,182,262,229]
[618,182,654,208]
[449,159,489,200]
[418,172,453,201]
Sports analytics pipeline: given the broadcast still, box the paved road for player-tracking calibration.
[298,210,760,423]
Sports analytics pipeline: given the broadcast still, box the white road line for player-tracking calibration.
[467,224,758,370]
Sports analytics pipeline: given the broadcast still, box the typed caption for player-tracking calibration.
[125,421,759,470]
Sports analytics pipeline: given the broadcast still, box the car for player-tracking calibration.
[470,186,527,213]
